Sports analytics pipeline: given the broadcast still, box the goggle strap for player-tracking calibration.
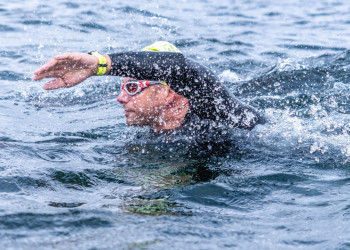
[121,80,168,95]
[147,81,167,86]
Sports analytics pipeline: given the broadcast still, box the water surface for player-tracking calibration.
[1,0,350,249]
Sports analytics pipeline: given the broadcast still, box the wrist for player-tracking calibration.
[103,55,111,74]
[91,56,99,76]
[89,51,108,75]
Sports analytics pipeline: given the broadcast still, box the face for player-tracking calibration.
[117,77,169,126]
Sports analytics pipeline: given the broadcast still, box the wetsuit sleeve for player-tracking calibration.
[108,51,266,129]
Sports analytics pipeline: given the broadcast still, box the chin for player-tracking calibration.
[125,119,136,125]
[125,113,149,126]
[126,118,145,126]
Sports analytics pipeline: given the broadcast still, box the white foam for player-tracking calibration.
[219,70,240,82]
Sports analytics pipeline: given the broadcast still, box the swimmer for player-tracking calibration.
[33,41,266,133]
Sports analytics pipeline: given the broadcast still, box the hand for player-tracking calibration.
[33,53,99,90]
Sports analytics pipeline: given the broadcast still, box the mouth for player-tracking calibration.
[124,110,133,116]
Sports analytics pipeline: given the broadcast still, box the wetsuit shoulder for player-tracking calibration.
[108,51,266,129]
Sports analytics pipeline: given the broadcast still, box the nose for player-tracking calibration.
[117,90,132,104]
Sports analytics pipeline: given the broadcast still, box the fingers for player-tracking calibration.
[43,78,67,90]
[33,69,65,81]
[33,58,58,76]
[34,53,93,90]
[42,72,85,90]
[34,53,89,81]
[33,53,75,76]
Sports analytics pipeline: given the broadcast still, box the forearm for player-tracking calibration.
[107,51,218,97]
[107,52,187,84]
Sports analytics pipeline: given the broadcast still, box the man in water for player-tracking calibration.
[33,41,265,135]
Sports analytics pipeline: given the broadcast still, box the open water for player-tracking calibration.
[1,0,350,249]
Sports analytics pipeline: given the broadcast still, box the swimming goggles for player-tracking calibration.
[121,80,167,96]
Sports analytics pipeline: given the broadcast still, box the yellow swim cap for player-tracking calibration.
[141,41,181,53]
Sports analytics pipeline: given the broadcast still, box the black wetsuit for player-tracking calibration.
[108,51,266,130]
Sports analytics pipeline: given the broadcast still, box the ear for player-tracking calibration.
[163,87,175,105]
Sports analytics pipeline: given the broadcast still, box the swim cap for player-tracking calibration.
[142,41,181,53]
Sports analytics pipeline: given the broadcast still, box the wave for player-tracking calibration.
[114,6,173,20]
[237,50,350,97]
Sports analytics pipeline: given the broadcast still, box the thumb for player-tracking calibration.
[43,78,67,90]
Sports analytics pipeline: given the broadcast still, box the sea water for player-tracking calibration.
[0,0,350,248]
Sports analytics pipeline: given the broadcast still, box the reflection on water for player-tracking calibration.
[104,142,235,216]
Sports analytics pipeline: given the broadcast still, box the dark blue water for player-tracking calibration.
[1,0,350,248]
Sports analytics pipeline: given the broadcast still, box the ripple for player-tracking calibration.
[80,22,107,31]
[206,38,253,47]
[278,44,346,51]
[228,21,259,26]
[115,6,172,20]
[0,178,21,192]
[257,173,307,183]
[260,51,287,57]
[209,12,253,18]
[178,182,268,211]
[238,67,329,96]
[23,84,118,107]
[50,170,96,188]
[235,31,257,36]
[308,12,338,17]
[84,169,125,184]
[339,242,350,249]
[264,12,281,16]
[0,51,23,59]
[0,24,17,32]
[62,2,80,9]
[180,183,232,206]
[34,149,72,162]
[21,20,52,26]
[0,71,26,81]
[14,176,50,189]
[174,39,200,48]
[213,59,267,76]
[35,136,90,144]
[0,137,17,143]
[48,202,85,208]
[58,24,89,33]
[283,239,326,246]
[0,211,112,230]
[218,50,247,56]
[321,177,350,187]
[80,10,98,16]
[294,20,309,25]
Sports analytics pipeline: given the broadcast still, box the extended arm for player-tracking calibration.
[34,51,265,129]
